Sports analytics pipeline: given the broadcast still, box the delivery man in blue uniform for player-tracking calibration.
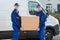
[36,4,46,40]
[11,3,21,40]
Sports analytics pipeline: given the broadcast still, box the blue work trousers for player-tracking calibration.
[12,25,20,40]
[39,24,46,40]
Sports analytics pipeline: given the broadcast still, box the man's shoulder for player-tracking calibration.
[12,9,18,13]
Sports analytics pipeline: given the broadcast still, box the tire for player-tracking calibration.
[45,29,53,40]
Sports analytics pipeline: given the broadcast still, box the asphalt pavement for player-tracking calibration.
[53,25,60,40]
[53,32,60,40]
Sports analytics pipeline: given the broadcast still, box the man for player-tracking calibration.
[11,3,21,40]
[36,4,46,40]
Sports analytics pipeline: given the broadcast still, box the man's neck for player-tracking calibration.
[14,8,18,10]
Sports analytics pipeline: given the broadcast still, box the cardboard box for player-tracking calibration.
[20,16,39,31]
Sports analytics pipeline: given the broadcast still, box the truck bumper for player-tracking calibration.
[0,31,39,39]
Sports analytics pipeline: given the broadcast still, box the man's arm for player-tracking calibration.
[15,11,20,20]
[13,11,21,26]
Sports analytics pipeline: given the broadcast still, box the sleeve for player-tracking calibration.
[13,11,21,26]
[15,11,20,20]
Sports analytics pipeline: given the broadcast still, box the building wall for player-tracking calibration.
[39,0,60,13]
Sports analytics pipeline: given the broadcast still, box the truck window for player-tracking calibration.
[28,1,39,15]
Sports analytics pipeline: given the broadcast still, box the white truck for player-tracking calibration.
[0,0,59,40]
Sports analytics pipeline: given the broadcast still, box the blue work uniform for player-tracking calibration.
[11,9,21,40]
[36,10,46,40]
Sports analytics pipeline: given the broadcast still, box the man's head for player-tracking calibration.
[14,3,19,10]
[36,4,42,11]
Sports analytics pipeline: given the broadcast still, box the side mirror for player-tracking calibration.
[46,10,49,17]
[46,13,49,17]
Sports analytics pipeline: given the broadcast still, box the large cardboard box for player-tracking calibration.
[20,16,39,31]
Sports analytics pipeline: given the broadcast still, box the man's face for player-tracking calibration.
[15,6,19,10]
[37,7,42,11]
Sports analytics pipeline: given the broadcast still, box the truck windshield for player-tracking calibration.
[28,1,39,15]
[28,1,47,16]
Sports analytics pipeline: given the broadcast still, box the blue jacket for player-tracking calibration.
[11,9,21,26]
[36,10,46,26]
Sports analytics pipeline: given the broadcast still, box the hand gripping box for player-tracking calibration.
[20,16,39,31]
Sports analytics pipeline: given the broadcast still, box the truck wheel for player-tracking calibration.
[45,29,53,40]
